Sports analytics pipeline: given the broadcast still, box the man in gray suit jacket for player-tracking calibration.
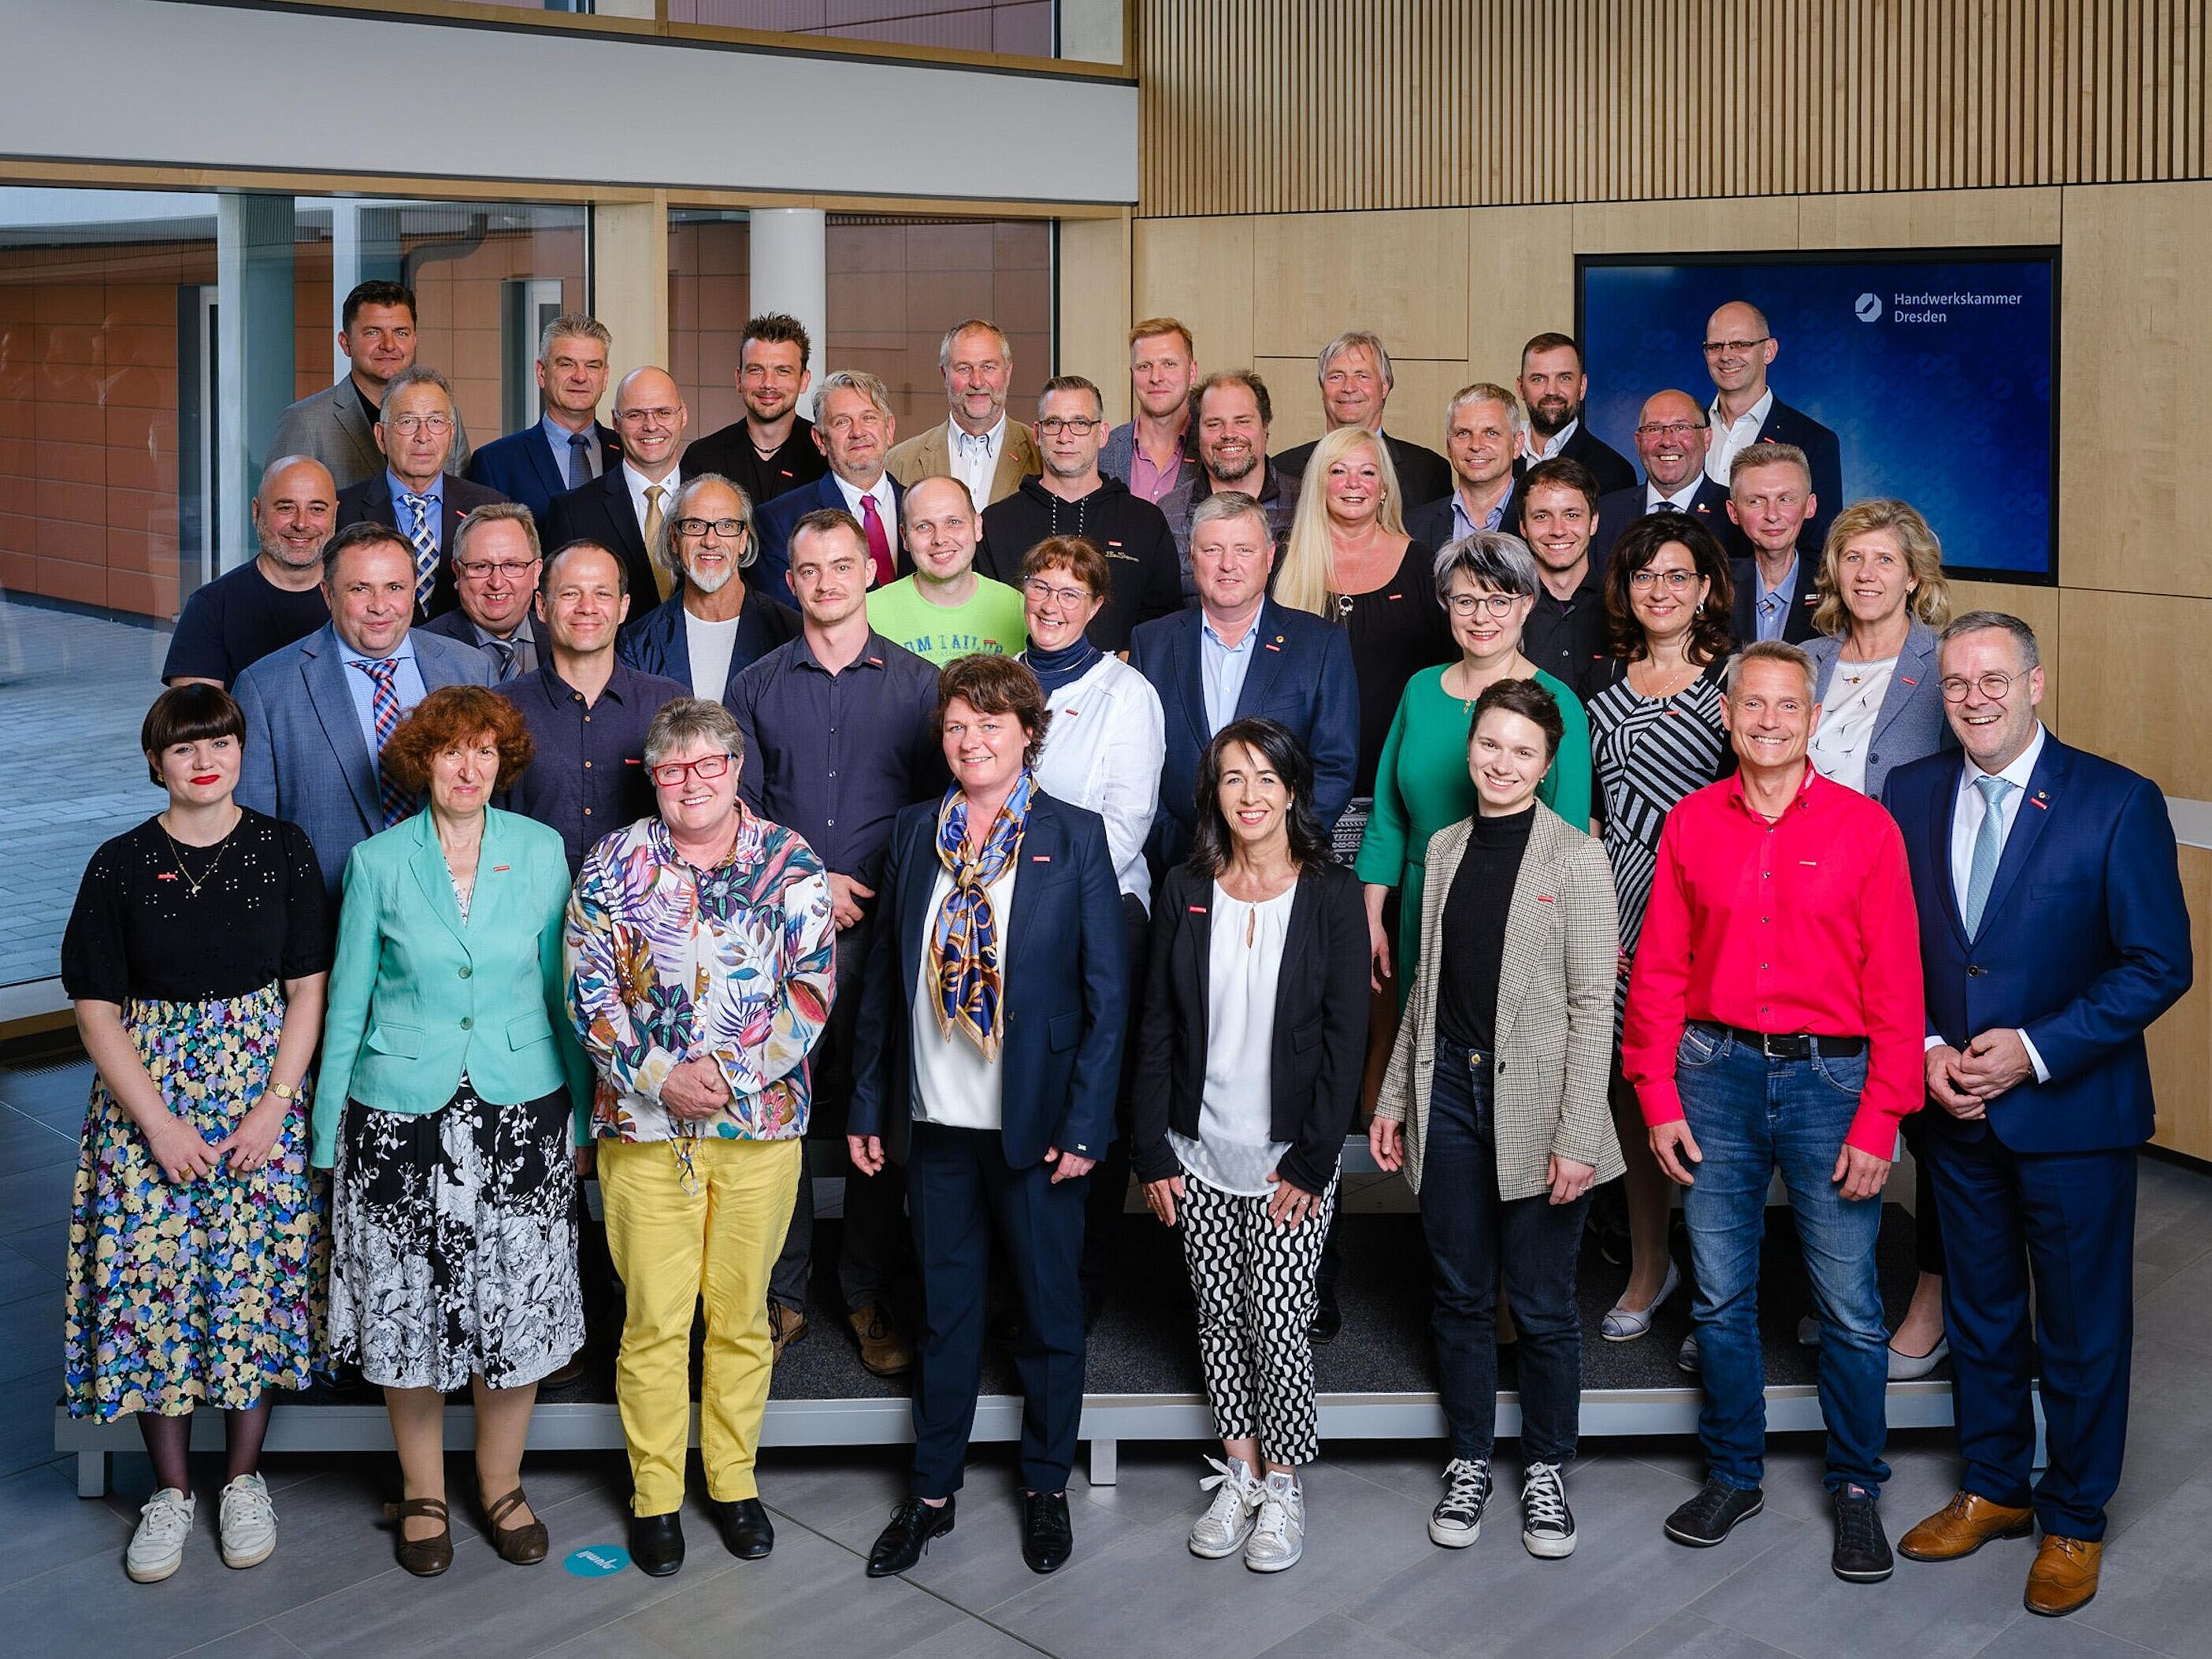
[234,521,494,897]
[267,280,471,491]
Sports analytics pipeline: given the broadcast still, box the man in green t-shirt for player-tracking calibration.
[864,475,1027,666]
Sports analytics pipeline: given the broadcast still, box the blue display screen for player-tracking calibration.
[1578,251,2058,579]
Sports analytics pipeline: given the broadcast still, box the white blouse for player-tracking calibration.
[908,859,1019,1132]
[1808,654,1898,796]
[1030,655,1167,910]
[1170,881,1295,1197]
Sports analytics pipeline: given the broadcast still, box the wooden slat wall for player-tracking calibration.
[1138,0,2212,217]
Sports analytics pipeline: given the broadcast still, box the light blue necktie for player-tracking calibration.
[1961,774,2013,936]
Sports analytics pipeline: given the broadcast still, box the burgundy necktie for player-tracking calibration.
[859,494,895,586]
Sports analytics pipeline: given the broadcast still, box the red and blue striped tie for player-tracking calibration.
[353,657,414,826]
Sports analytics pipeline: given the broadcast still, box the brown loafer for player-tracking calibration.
[850,1303,915,1377]
[768,1301,809,1361]
[383,1497,454,1577]
[2025,1534,2101,1616]
[483,1486,548,1566]
[1898,1490,2035,1561]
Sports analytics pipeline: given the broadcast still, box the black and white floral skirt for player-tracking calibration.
[328,1080,583,1392]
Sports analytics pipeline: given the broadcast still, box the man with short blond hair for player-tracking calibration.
[884,317,1041,508]
[333,366,507,622]
[1101,316,1200,504]
[1408,382,1524,551]
[1271,328,1451,506]
[467,313,622,531]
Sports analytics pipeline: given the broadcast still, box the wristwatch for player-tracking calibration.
[269,1082,298,1101]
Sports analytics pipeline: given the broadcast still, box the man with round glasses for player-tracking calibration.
[618,474,799,708]
[333,366,507,622]
[981,375,1186,651]
[419,503,547,679]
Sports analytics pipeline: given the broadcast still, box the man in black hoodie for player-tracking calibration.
[980,375,1188,651]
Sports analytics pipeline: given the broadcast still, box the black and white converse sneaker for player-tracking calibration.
[1429,1457,1491,1548]
[1520,1460,1576,1558]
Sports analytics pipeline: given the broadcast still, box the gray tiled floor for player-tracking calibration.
[2,1053,2209,1659]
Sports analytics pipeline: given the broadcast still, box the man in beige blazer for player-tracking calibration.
[884,317,1041,509]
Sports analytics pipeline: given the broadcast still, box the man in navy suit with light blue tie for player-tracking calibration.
[1884,612,2192,1618]
[233,521,495,899]
[466,314,622,534]
[1127,490,1358,872]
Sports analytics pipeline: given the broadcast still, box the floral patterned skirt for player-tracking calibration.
[328,1080,582,1392]
[65,983,327,1420]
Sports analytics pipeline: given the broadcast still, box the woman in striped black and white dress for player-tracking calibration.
[1583,512,1737,1345]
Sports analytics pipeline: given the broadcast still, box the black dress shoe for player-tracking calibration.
[867,1496,956,1577]
[1021,1490,1073,1575]
[711,1496,774,1560]
[630,1511,685,1576]
[1663,1479,1765,1547]
[1309,1292,1342,1345]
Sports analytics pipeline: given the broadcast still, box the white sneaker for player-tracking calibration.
[1520,1460,1577,1558]
[1243,1470,1305,1573]
[1188,1456,1264,1559]
[1429,1457,1490,1548]
[126,1487,195,1583]
[218,1472,277,1569]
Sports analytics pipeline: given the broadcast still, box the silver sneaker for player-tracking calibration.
[126,1486,195,1583]
[1429,1457,1490,1548]
[1188,1455,1264,1559]
[1520,1460,1577,1558]
[1244,1470,1304,1573]
[218,1472,277,1569]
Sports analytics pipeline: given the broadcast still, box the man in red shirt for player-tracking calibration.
[1624,640,1924,1583]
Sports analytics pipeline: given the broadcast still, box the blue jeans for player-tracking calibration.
[1676,1026,1889,1494]
[1418,1042,1590,1464]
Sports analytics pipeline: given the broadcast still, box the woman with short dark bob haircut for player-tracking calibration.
[1133,717,1368,1574]
[318,685,591,1576]
[63,684,330,1585]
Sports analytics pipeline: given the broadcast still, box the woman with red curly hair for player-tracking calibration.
[315,685,592,1578]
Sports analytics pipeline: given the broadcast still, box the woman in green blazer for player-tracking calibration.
[1355,533,1591,998]
[317,686,590,1579]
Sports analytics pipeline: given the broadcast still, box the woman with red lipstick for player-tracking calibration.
[315,685,590,1576]
[61,684,330,1584]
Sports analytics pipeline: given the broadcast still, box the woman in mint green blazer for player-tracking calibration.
[316,686,590,1578]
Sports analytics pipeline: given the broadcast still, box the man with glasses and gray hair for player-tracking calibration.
[1271,328,1452,507]
[1884,612,2191,1619]
[618,473,800,707]
[333,366,507,622]
[546,366,690,607]
[885,317,1042,509]
[418,502,547,680]
[1701,299,1843,551]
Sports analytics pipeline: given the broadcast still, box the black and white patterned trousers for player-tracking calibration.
[1177,1171,1338,1468]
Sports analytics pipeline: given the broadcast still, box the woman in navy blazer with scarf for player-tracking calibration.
[848,654,1126,1582]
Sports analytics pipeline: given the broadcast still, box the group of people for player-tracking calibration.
[61,284,2188,1624]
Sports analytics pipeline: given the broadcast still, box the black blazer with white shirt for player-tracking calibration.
[543,466,666,607]
[1130,860,1369,1197]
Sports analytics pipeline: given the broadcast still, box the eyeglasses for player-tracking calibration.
[615,406,680,426]
[1628,568,1702,592]
[1448,592,1522,618]
[1036,416,1104,437]
[1701,336,1771,356]
[455,559,538,583]
[1633,420,1705,439]
[1022,577,1093,609]
[649,752,734,787]
[1939,671,2021,703]
[673,517,747,539]
[385,414,453,436]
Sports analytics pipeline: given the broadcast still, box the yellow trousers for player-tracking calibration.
[598,1135,802,1516]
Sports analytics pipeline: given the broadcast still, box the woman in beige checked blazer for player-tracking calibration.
[1371,677,1623,1561]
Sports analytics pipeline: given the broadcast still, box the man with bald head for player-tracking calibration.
[164,455,336,688]
[1701,299,1843,553]
[545,366,690,604]
[865,476,1026,664]
[1593,389,1732,558]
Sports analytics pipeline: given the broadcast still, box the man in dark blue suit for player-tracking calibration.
[1724,444,1823,646]
[754,370,909,602]
[1405,381,1520,550]
[466,314,622,534]
[1702,301,1844,555]
[1590,388,1732,569]
[1884,612,2192,1618]
[1127,491,1358,871]
[847,655,1126,1579]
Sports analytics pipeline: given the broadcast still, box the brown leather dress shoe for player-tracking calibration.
[2025,1534,2101,1616]
[1898,1491,2036,1561]
[383,1497,454,1577]
[849,1303,915,1377]
[483,1486,549,1565]
[768,1301,809,1361]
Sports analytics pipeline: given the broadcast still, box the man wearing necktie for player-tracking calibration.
[418,502,547,681]
[333,366,506,624]
[1883,612,2192,1619]
[1724,444,1820,645]
[465,314,622,535]
[544,366,687,608]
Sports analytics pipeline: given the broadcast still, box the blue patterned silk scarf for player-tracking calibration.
[928,770,1034,1061]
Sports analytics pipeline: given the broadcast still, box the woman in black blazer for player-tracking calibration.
[1133,717,1368,1576]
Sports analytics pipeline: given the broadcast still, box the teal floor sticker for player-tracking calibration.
[564,1543,630,1577]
